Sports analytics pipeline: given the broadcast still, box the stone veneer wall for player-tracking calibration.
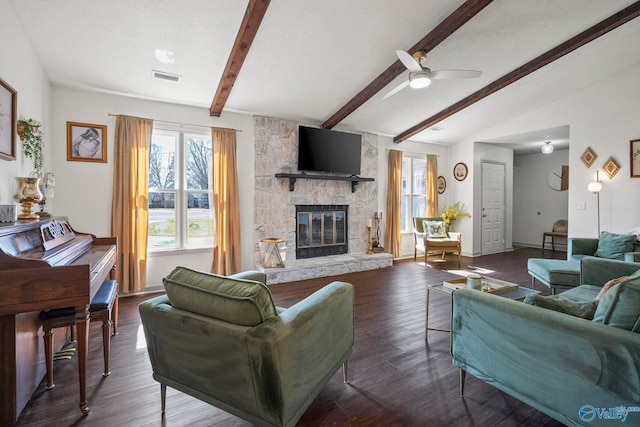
[253,116,378,268]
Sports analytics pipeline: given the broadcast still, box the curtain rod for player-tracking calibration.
[107,113,242,132]
[387,148,439,157]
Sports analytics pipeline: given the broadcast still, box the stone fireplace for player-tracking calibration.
[253,116,392,283]
[296,205,348,259]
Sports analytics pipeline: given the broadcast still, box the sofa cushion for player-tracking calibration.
[523,294,598,319]
[592,272,640,332]
[423,220,447,238]
[163,266,277,326]
[594,231,637,260]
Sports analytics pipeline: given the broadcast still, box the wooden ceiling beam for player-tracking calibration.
[321,0,494,129]
[394,1,640,143]
[210,0,270,117]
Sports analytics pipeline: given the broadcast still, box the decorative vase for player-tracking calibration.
[13,177,43,220]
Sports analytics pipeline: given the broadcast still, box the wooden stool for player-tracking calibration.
[42,280,119,389]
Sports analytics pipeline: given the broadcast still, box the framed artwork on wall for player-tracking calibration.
[0,77,17,161]
[437,176,446,194]
[580,146,597,168]
[602,156,620,180]
[67,122,107,163]
[453,162,468,181]
[631,139,640,178]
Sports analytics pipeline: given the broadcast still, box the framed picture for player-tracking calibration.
[602,156,620,180]
[631,139,640,178]
[580,146,597,168]
[453,162,468,181]
[0,77,17,161]
[437,176,446,194]
[67,122,107,162]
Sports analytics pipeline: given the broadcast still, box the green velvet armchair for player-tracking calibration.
[139,268,354,427]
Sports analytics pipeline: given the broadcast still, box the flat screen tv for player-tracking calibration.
[298,126,362,175]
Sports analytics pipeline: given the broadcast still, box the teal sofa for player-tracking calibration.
[528,232,640,293]
[139,268,354,427]
[452,257,640,426]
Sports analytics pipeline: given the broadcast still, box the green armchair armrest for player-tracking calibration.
[567,237,598,260]
[580,257,640,287]
[625,252,640,263]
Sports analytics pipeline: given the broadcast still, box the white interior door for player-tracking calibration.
[481,162,505,255]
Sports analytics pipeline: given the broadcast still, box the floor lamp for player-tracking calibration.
[588,170,602,235]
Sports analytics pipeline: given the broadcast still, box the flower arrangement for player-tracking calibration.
[440,202,471,230]
[17,118,44,172]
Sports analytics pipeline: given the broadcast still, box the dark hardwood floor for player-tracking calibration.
[16,247,566,427]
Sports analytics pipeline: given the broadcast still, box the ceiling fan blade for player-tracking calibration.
[430,69,482,80]
[383,79,410,99]
[396,50,422,72]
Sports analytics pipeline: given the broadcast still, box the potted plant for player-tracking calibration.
[441,202,471,232]
[17,118,44,172]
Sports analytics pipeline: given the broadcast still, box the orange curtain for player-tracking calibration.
[385,150,403,258]
[427,154,438,217]
[211,128,241,275]
[111,115,153,294]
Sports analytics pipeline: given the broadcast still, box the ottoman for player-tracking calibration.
[527,258,581,294]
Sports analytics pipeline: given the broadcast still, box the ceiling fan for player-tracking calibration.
[383,50,482,99]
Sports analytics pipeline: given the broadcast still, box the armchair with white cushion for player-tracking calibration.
[412,217,462,267]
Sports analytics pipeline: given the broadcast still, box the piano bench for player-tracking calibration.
[41,279,119,390]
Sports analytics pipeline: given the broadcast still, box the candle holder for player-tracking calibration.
[366,225,373,254]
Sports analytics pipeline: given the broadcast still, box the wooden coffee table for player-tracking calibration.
[425,279,540,338]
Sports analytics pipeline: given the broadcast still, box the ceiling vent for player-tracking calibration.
[152,70,180,83]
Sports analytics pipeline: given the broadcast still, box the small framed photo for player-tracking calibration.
[67,122,107,163]
[0,77,17,161]
[631,139,640,178]
[453,162,468,181]
[437,176,446,194]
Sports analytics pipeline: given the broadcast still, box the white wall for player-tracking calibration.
[0,0,51,202]
[50,87,255,288]
[463,62,640,245]
[513,149,569,247]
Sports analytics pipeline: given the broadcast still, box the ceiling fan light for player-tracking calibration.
[541,141,554,154]
[409,73,431,89]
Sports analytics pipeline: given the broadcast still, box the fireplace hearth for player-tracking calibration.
[296,205,348,259]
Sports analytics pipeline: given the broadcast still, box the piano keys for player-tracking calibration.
[0,217,117,425]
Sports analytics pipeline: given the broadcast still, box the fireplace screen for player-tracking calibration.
[296,205,348,258]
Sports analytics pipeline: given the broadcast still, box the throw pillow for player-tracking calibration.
[595,276,630,300]
[424,220,447,238]
[592,273,640,332]
[594,231,637,260]
[163,266,278,326]
[523,294,599,320]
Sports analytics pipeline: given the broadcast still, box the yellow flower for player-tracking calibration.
[440,202,471,228]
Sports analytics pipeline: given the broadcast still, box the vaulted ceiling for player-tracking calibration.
[9,0,640,152]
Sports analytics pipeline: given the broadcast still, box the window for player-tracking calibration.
[148,129,214,251]
[401,155,427,232]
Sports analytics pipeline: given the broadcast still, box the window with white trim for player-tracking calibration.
[401,155,427,232]
[148,129,214,251]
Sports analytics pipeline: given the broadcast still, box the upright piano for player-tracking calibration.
[0,217,117,425]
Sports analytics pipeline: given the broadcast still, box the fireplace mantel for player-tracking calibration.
[275,173,374,193]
